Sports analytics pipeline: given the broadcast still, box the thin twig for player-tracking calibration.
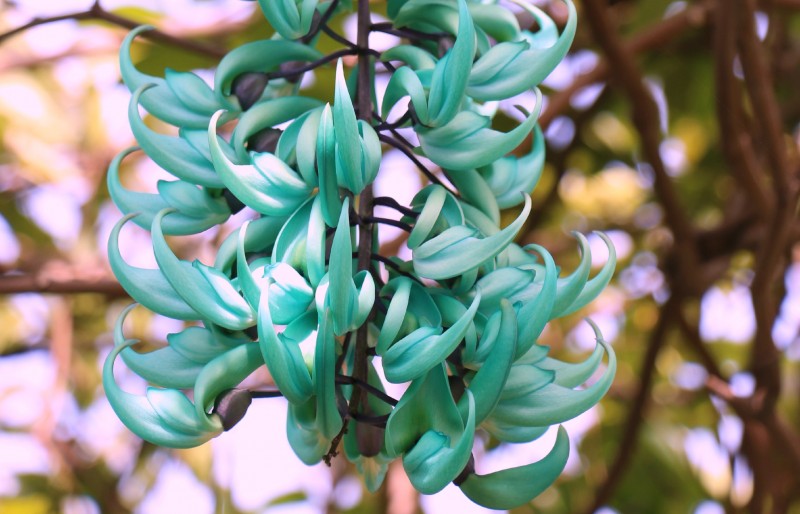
[265,48,358,80]
[378,134,451,191]
[0,1,226,58]
[0,270,126,296]
[373,196,419,218]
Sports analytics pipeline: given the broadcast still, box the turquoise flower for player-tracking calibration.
[104,0,616,509]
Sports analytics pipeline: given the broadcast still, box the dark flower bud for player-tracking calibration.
[248,128,283,154]
[222,188,246,214]
[213,388,253,431]
[232,72,269,110]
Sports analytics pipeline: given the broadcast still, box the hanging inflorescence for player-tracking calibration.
[104,0,616,508]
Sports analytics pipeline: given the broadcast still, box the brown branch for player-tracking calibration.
[0,269,127,296]
[0,1,226,59]
[582,0,700,296]
[712,1,772,217]
[540,0,713,129]
[583,297,679,514]
[737,0,799,408]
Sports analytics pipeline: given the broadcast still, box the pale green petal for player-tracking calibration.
[108,214,200,320]
[316,104,344,226]
[152,209,255,330]
[413,194,531,280]
[459,426,569,509]
[383,293,480,383]
[314,309,343,439]
[417,89,541,170]
[130,85,223,188]
[209,111,312,216]
[458,300,516,424]
[426,0,475,126]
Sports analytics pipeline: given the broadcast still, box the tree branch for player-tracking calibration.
[0,268,126,297]
[712,0,772,217]
[0,1,227,59]
[737,0,799,409]
[582,0,700,297]
[540,0,713,129]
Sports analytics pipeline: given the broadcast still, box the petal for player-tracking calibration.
[130,85,223,188]
[413,194,531,280]
[458,426,570,509]
[208,111,312,216]
[258,282,314,404]
[151,209,255,330]
[107,214,201,320]
[383,293,480,383]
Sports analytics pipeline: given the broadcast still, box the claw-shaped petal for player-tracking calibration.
[120,26,221,128]
[108,148,230,235]
[412,194,531,280]
[104,332,222,448]
[458,426,570,509]
[209,111,312,216]
[108,214,201,321]
[383,293,480,383]
[416,89,542,170]
[152,209,255,330]
[466,0,576,100]
[490,321,615,427]
[130,85,225,188]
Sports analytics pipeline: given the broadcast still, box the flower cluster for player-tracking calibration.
[104,0,616,508]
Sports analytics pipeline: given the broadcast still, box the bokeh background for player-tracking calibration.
[0,0,799,513]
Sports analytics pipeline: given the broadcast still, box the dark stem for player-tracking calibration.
[364,216,413,233]
[373,196,419,218]
[265,48,358,81]
[374,110,413,131]
[300,0,341,44]
[371,254,423,284]
[321,24,357,48]
[336,374,398,406]
[249,389,285,399]
[370,22,449,42]
[377,134,451,192]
